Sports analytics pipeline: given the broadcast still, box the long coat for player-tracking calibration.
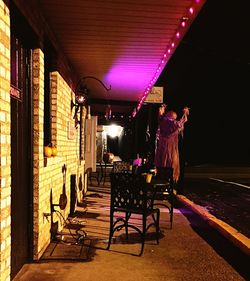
[154,115,187,182]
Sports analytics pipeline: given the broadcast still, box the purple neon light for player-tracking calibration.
[102,0,205,118]
[104,58,160,102]
[105,66,148,89]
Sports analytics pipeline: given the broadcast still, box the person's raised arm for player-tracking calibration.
[178,106,190,127]
[183,107,190,116]
[158,103,167,121]
[159,103,167,115]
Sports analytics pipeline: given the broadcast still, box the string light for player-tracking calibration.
[133,0,205,116]
[189,7,194,14]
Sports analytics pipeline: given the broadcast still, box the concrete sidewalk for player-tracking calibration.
[13,184,249,281]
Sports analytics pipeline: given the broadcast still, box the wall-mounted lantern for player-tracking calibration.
[71,76,111,127]
[71,84,88,127]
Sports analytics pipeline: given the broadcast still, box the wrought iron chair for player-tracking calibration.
[112,161,131,173]
[152,167,174,228]
[85,167,100,186]
[107,172,160,256]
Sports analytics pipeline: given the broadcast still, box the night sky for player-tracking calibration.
[156,0,250,166]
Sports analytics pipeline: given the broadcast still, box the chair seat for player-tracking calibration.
[113,206,159,216]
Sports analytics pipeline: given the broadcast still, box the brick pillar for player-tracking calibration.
[32,48,45,260]
[50,72,58,147]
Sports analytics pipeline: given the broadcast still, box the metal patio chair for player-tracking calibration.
[152,167,174,229]
[107,172,160,256]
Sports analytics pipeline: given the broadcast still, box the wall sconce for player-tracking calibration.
[71,84,88,126]
[71,76,111,127]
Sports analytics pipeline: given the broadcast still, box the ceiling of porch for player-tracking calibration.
[38,0,206,120]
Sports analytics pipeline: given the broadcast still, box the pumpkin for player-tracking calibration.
[51,147,57,157]
[44,146,52,157]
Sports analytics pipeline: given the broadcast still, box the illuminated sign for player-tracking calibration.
[145,86,163,103]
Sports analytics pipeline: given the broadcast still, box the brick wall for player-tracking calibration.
[32,62,86,259]
[1,2,87,279]
[0,1,11,280]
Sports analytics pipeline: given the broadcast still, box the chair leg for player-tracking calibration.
[169,197,174,229]
[156,210,160,244]
[139,215,146,256]
[125,212,129,240]
[107,211,114,250]
[97,171,100,186]
[162,194,174,229]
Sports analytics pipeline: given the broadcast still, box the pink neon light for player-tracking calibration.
[189,7,194,14]
[135,3,200,117]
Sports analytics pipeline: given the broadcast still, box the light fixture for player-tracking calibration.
[71,83,88,126]
[71,76,111,126]
[104,124,123,138]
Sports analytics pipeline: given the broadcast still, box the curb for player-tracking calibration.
[176,194,250,256]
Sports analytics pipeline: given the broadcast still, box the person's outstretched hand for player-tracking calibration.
[159,103,167,115]
[183,106,190,116]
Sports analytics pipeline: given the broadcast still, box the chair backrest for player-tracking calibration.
[113,161,131,173]
[152,167,174,195]
[110,173,152,211]
[154,167,173,185]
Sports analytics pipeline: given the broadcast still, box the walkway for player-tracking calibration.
[13,180,249,281]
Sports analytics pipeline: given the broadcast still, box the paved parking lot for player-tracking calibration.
[182,176,250,238]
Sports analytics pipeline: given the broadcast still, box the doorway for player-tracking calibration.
[10,34,33,278]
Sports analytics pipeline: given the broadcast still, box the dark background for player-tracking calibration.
[155,0,250,165]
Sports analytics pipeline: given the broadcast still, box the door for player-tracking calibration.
[10,35,33,279]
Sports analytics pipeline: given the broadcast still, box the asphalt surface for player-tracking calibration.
[182,166,250,236]
[181,176,250,238]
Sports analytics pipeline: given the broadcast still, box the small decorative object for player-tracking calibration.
[103,152,114,163]
[109,153,114,162]
[146,173,153,183]
[133,153,142,166]
[44,145,52,158]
